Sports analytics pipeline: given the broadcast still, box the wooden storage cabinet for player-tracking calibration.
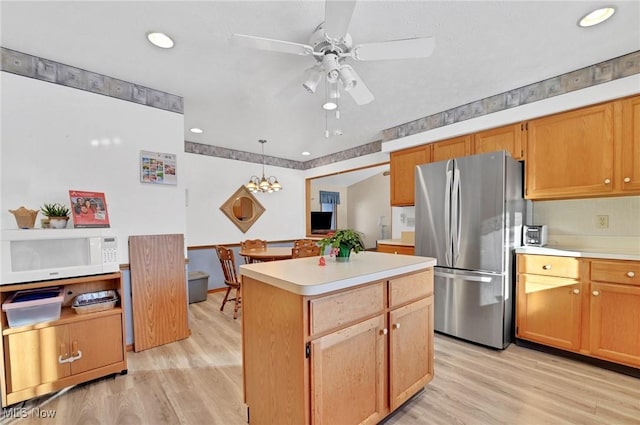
[431,135,473,162]
[377,243,414,256]
[621,95,640,193]
[390,145,431,206]
[0,272,127,407]
[588,259,640,367]
[473,123,525,160]
[516,254,640,369]
[516,255,582,350]
[243,269,434,425]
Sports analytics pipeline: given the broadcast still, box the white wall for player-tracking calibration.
[183,153,305,246]
[1,72,186,263]
[348,172,391,248]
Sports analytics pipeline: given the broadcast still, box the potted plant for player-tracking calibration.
[40,202,70,229]
[318,229,365,262]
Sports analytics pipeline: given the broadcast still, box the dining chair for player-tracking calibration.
[215,245,241,319]
[293,239,318,249]
[291,243,321,259]
[240,239,267,264]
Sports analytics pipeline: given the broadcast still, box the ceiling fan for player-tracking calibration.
[231,0,435,106]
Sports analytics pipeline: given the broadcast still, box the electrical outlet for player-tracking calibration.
[596,215,609,229]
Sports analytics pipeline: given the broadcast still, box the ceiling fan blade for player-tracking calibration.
[324,0,357,42]
[342,65,374,105]
[351,37,435,61]
[232,33,314,56]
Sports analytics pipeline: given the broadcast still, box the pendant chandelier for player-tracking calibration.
[245,139,282,193]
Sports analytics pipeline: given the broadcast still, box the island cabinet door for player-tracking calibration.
[310,315,386,425]
[389,296,434,410]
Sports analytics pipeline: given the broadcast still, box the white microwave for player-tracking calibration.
[1,229,119,285]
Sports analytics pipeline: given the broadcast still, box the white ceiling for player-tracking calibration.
[2,1,639,161]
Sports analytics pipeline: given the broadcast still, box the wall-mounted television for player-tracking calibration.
[310,211,333,234]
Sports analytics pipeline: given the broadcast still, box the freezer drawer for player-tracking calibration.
[434,267,512,349]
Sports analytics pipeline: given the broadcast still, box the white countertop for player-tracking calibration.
[240,251,436,296]
[377,239,415,247]
[515,246,640,261]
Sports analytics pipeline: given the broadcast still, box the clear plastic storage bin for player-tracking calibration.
[2,287,64,327]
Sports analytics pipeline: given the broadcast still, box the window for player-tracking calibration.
[319,191,340,230]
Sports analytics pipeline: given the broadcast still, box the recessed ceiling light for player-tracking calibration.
[301,151,311,156]
[578,7,616,27]
[189,127,203,134]
[147,32,174,49]
[322,102,337,110]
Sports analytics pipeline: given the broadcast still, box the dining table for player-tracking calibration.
[239,246,293,263]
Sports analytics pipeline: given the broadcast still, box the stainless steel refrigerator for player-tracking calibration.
[415,150,525,349]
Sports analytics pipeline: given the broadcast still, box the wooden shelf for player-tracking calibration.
[2,306,123,336]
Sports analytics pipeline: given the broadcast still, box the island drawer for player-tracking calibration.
[518,254,581,279]
[309,281,384,336]
[389,269,433,308]
[590,260,640,286]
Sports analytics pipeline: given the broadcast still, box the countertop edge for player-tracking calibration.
[240,256,436,296]
[515,247,640,261]
[376,239,415,247]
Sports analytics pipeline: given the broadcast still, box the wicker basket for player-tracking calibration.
[9,207,38,229]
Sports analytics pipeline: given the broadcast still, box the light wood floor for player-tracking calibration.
[4,292,639,425]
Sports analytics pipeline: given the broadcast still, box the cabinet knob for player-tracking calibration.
[627,271,636,278]
[623,177,631,183]
[592,290,600,296]
[572,288,580,294]
[392,323,401,330]
[604,178,611,184]
[381,328,388,335]
[542,264,552,270]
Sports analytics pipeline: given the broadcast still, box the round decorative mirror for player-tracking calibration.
[232,196,254,221]
[220,186,265,233]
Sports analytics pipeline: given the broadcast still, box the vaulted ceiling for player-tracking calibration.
[2,1,638,161]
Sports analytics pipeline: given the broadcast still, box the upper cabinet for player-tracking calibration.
[621,95,640,193]
[474,123,525,160]
[525,102,616,199]
[431,135,473,162]
[525,96,640,200]
[390,145,431,206]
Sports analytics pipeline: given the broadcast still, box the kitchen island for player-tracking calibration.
[240,251,436,425]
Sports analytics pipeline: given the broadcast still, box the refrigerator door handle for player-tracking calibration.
[444,165,453,267]
[451,167,462,267]
[435,270,494,283]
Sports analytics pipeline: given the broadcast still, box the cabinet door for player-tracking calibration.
[4,326,70,393]
[621,95,640,193]
[69,314,124,374]
[389,296,433,410]
[474,123,524,160]
[390,145,431,206]
[310,315,386,425]
[525,103,615,199]
[589,282,640,367]
[516,274,581,350]
[377,244,414,255]
[432,135,473,162]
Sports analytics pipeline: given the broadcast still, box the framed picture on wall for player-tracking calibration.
[140,150,177,185]
[69,190,110,228]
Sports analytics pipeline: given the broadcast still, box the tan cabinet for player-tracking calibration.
[588,260,640,367]
[621,95,640,193]
[474,123,525,160]
[377,243,414,255]
[390,145,431,206]
[242,268,434,425]
[431,135,473,162]
[516,255,582,350]
[525,101,618,200]
[517,254,640,369]
[0,273,127,406]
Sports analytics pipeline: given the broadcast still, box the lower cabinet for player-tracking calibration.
[516,255,640,369]
[243,268,434,425]
[0,273,127,407]
[377,243,414,255]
